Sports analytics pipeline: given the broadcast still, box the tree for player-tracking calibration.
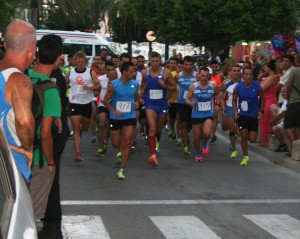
[109,0,300,57]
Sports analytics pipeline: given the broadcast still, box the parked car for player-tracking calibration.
[0,124,37,239]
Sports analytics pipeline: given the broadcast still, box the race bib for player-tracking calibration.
[197,101,211,111]
[72,85,86,95]
[183,90,188,99]
[241,101,248,111]
[149,89,163,99]
[116,101,131,113]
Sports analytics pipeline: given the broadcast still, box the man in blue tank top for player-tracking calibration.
[139,51,176,166]
[232,67,264,166]
[103,62,139,179]
[0,20,36,183]
[185,67,220,162]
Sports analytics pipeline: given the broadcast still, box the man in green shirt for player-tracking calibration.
[28,34,63,221]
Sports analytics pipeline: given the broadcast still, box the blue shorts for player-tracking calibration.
[225,106,234,117]
[145,104,168,116]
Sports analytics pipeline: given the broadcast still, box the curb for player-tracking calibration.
[216,127,300,174]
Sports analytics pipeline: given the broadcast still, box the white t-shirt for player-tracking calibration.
[69,67,94,104]
[98,74,109,107]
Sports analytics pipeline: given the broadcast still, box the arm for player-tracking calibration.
[164,68,177,91]
[262,75,278,91]
[258,86,265,120]
[139,69,147,98]
[232,87,239,120]
[83,71,101,91]
[102,82,122,117]
[65,71,70,88]
[11,74,34,167]
[185,84,196,107]
[214,84,221,113]
[40,116,55,172]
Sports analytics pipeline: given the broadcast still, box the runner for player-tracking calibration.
[232,67,264,166]
[174,56,199,156]
[96,61,115,157]
[139,51,176,165]
[66,51,100,162]
[185,67,220,161]
[220,64,242,158]
[102,62,139,179]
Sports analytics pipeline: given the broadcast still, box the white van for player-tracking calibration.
[36,30,120,65]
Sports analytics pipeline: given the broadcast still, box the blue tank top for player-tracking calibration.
[177,71,197,104]
[110,78,138,120]
[236,81,260,118]
[145,68,168,108]
[191,82,215,119]
[0,68,31,182]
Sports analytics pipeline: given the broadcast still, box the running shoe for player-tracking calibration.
[210,134,217,143]
[90,134,97,144]
[148,154,158,166]
[202,143,209,155]
[230,150,238,159]
[103,142,108,153]
[194,154,203,162]
[176,138,182,146]
[96,147,105,157]
[156,141,160,153]
[115,152,122,165]
[183,146,190,155]
[75,152,83,162]
[240,156,249,166]
[117,169,125,180]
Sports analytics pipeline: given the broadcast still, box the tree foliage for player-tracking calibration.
[110,0,300,55]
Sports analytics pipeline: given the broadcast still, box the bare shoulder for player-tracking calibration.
[10,72,33,90]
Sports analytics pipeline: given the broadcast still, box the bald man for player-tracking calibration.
[0,20,36,182]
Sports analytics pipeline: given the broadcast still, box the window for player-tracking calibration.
[63,44,93,57]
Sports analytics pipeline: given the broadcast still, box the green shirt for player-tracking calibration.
[29,70,61,165]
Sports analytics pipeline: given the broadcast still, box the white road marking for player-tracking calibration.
[244,214,300,239]
[150,216,221,239]
[62,215,110,239]
[61,198,300,206]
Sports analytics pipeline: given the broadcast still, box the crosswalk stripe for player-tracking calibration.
[61,199,300,205]
[62,215,110,239]
[150,216,222,239]
[244,214,300,239]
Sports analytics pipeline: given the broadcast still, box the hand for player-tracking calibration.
[54,118,62,134]
[134,101,139,109]
[234,112,239,120]
[113,109,122,117]
[214,105,220,113]
[82,85,90,90]
[158,79,167,88]
[10,145,33,170]
[258,111,263,120]
[48,165,56,173]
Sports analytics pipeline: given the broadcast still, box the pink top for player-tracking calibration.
[263,77,277,100]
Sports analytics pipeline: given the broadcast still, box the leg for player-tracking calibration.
[70,115,82,154]
[146,109,158,155]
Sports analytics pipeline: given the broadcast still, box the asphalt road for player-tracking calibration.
[58,128,300,239]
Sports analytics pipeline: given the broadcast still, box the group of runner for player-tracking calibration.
[66,50,264,179]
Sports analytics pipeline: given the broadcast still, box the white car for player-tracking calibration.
[0,124,37,239]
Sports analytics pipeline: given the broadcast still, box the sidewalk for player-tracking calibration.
[216,127,300,174]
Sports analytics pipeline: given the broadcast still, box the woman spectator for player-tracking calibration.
[259,60,279,147]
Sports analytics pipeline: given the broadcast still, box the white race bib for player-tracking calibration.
[197,101,211,111]
[183,90,188,99]
[149,89,163,99]
[116,101,131,113]
[72,85,86,95]
[241,101,248,111]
